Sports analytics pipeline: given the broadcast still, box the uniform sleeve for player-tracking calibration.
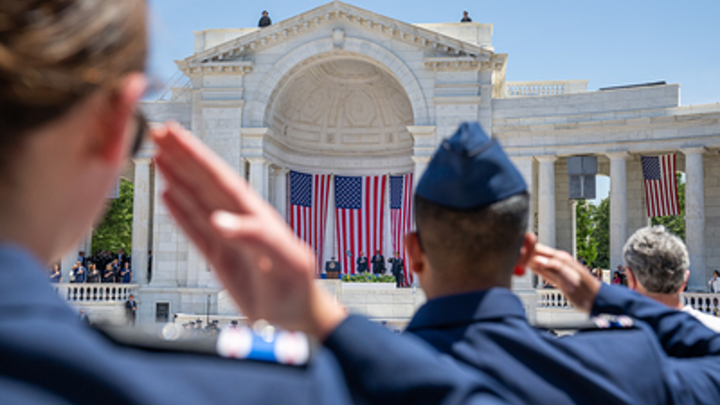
[592,284,720,357]
[323,315,514,405]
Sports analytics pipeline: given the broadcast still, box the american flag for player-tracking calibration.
[335,175,387,274]
[641,154,680,217]
[390,174,413,286]
[289,171,332,273]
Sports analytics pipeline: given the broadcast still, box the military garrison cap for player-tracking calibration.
[416,122,526,209]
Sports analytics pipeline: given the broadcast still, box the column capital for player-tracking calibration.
[605,151,630,160]
[535,155,557,163]
[508,155,535,163]
[132,156,153,165]
[681,146,707,155]
[247,156,268,164]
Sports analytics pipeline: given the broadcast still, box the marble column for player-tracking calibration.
[537,156,557,248]
[407,126,437,189]
[683,147,706,291]
[273,167,288,220]
[60,249,77,283]
[131,156,152,284]
[150,169,177,287]
[607,152,629,271]
[248,157,269,201]
[509,156,535,290]
[571,200,578,259]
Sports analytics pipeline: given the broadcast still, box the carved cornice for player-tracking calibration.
[425,57,481,72]
[187,1,493,65]
[176,61,254,77]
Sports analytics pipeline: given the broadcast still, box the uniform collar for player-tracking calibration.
[0,244,75,315]
[407,288,526,331]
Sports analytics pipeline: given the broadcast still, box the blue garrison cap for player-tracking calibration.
[416,122,526,210]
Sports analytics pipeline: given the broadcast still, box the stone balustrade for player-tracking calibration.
[53,283,139,303]
[537,289,573,309]
[505,80,588,97]
[682,293,720,314]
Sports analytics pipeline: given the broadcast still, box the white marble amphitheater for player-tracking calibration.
[59,2,720,327]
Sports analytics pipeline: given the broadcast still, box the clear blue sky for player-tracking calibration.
[147,0,720,202]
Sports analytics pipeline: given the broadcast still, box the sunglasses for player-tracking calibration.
[130,111,149,157]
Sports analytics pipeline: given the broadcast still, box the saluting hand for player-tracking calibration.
[528,244,602,313]
[153,123,346,338]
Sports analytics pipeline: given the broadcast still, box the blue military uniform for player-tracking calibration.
[408,121,720,404]
[0,244,517,405]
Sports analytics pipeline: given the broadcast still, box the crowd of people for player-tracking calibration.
[49,249,133,284]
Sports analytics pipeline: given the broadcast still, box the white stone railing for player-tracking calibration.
[53,283,139,302]
[505,80,588,97]
[682,293,720,314]
[537,289,573,309]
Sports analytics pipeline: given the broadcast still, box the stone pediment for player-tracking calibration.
[185,1,494,66]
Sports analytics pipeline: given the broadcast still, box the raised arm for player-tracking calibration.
[530,244,720,357]
[152,122,513,405]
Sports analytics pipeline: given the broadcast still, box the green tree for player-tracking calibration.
[591,197,610,269]
[92,179,134,252]
[651,173,685,240]
[576,200,598,267]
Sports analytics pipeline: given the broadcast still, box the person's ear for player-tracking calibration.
[513,232,537,277]
[92,73,147,163]
[405,232,426,277]
[626,268,638,290]
[680,269,690,292]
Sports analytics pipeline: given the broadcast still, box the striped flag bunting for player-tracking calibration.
[335,175,387,274]
[641,154,680,218]
[390,174,414,286]
[289,171,332,273]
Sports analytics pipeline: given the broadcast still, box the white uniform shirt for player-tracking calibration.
[708,278,720,293]
[682,305,720,333]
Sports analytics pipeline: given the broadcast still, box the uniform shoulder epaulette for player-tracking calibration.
[94,322,313,366]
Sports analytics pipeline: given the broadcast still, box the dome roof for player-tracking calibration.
[268,58,413,157]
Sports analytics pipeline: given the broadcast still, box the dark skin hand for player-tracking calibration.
[528,243,602,313]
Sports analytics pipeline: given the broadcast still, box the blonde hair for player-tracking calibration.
[0,0,147,172]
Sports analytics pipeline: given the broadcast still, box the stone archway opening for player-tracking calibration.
[265,55,415,170]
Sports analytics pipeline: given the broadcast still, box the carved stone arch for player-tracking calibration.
[246,37,429,127]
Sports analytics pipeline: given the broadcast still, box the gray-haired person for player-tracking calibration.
[623,226,720,332]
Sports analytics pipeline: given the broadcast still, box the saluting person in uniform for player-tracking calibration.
[356,252,368,274]
[403,122,720,405]
[0,3,525,404]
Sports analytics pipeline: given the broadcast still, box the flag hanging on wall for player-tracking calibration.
[289,171,332,273]
[390,174,414,286]
[335,175,387,274]
[641,154,680,218]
